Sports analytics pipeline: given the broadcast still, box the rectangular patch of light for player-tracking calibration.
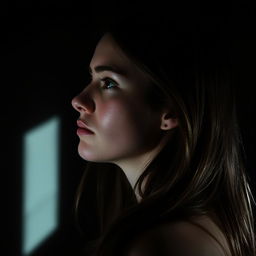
[22,116,60,255]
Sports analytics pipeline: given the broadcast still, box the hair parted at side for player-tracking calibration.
[74,15,256,256]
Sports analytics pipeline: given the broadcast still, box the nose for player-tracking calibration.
[71,89,95,114]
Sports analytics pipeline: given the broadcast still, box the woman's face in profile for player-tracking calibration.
[71,33,167,165]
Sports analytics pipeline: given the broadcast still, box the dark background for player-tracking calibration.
[2,2,256,256]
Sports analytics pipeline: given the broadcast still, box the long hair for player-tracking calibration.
[74,16,255,256]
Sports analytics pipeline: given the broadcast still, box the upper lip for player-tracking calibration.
[77,120,94,132]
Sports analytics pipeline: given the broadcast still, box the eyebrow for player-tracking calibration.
[89,65,127,76]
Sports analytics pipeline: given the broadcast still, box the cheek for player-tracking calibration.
[78,98,161,163]
[97,99,154,143]
[98,101,140,134]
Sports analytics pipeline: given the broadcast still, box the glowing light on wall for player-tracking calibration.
[22,116,60,255]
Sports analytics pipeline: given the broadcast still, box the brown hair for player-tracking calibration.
[74,16,255,256]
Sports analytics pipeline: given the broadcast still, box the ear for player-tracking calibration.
[160,111,179,131]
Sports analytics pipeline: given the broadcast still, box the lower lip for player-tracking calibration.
[77,128,94,135]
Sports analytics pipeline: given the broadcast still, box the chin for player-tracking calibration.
[78,149,104,163]
[78,147,93,161]
[78,151,95,162]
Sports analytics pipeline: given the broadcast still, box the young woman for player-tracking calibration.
[71,16,255,256]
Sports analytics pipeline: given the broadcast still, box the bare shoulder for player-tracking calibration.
[126,215,231,256]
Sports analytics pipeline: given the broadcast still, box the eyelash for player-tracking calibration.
[100,77,118,90]
[87,75,118,90]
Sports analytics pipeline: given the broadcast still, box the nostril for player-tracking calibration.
[76,105,83,111]
[71,94,95,114]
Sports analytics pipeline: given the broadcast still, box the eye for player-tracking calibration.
[100,77,118,90]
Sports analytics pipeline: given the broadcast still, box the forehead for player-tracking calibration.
[90,33,132,71]
[90,33,150,81]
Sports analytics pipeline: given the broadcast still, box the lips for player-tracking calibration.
[77,120,94,133]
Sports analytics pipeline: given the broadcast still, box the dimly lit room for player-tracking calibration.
[3,2,256,256]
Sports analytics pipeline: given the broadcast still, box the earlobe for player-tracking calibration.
[160,112,179,131]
